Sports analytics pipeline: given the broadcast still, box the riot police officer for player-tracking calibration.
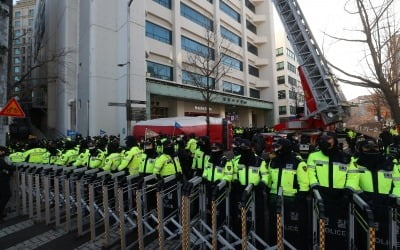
[191,136,210,177]
[267,139,310,249]
[307,131,360,249]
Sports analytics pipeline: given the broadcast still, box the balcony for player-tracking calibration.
[255,58,269,67]
[251,0,265,5]
[255,79,270,88]
[254,36,267,45]
[253,14,266,24]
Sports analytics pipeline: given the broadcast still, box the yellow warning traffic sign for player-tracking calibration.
[0,97,26,117]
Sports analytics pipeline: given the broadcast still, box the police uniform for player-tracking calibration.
[267,139,310,249]
[118,146,142,175]
[354,140,400,249]
[307,132,359,250]
[139,141,158,175]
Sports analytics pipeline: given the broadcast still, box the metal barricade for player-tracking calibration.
[76,168,99,237]
[136,174,159,250]
[389,198,400,249]
[102,171,126,248]
[348,193,375,250]
[117,174,141,250]
[210,180,240,250]
[156,175,182,249]
[312,189,326,250]
[88,170,109,241]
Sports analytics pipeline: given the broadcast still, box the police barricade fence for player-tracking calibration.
[12,162,400,249]
[155,174,182,249]
[135,174,160,250]
[116,174,141,250]
[211,179,239,250]
[181,176,212,249]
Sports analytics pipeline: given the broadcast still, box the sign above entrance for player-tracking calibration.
[0,97,26,118]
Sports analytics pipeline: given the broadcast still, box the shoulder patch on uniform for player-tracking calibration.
[302,165,307,172]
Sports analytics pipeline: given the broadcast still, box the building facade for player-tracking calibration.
[32,0,278,139]
[274,30,303,123]
[0,0,12,145]
[11,0,35,107]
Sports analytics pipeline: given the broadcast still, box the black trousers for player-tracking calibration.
[0,181,11,217]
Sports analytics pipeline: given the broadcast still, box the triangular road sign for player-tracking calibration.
[0,98,26,117]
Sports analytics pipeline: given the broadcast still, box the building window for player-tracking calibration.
[153,0,171,9]
[15,11,21,18]
[15,21,21,27]
[221,26,241,47]
[276,47,283,56]
[286,48,296,60]
[147,61,173,81]
[288,76,297,86]
[245,0,256,13]
[248,65,259,77]
[14,38,21,45]
[29,9,34,17]
[14,30,21,37]
[29,19,33,26]
[277,75,285,84]
[288,62,297,73]
[223,81,244,95]
[14,66,21,73]
[279,106,287,115]
[181,3,213,31]
[289,90,297,100]
[250,88,260,99]
[246,20,257,34]
[14,48,21,55]
[145,21,172,44]
[14,76,20,81]
[182,70,215,88]
[181,36,215,59]
[247,42,258,55]
[276,61,284,71]
[14,57,21,64]
[278,90,286,99]
[220,1,241,23]
[290,106,297,115]
[222,54,243,71]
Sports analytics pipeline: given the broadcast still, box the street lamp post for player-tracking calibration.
[117,62,131,137]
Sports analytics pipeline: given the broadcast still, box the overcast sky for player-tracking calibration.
[274,0,373,100]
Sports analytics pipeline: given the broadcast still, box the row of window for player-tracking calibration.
[153,0,257,35]
[277,75,298,86]
[14,47,31,55]
[14,9,34,18]
[181,3,213,31]
[277,90,298,100]
[276,47,296,60]
[145,20,258,57]
[279,106,297,115]
[14,19,34,28]
[276,61,297,73]
[154,0,255,14]
[146,61,261,99]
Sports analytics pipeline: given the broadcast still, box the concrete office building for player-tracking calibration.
[275,30,303,123]
[0,0,12,145]
[11,0,36,103]
[32,0,278,139]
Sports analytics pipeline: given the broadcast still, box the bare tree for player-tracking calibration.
[325,0,400,123]
[182,29,234,136]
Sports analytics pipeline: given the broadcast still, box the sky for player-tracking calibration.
[274,0,372,100]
